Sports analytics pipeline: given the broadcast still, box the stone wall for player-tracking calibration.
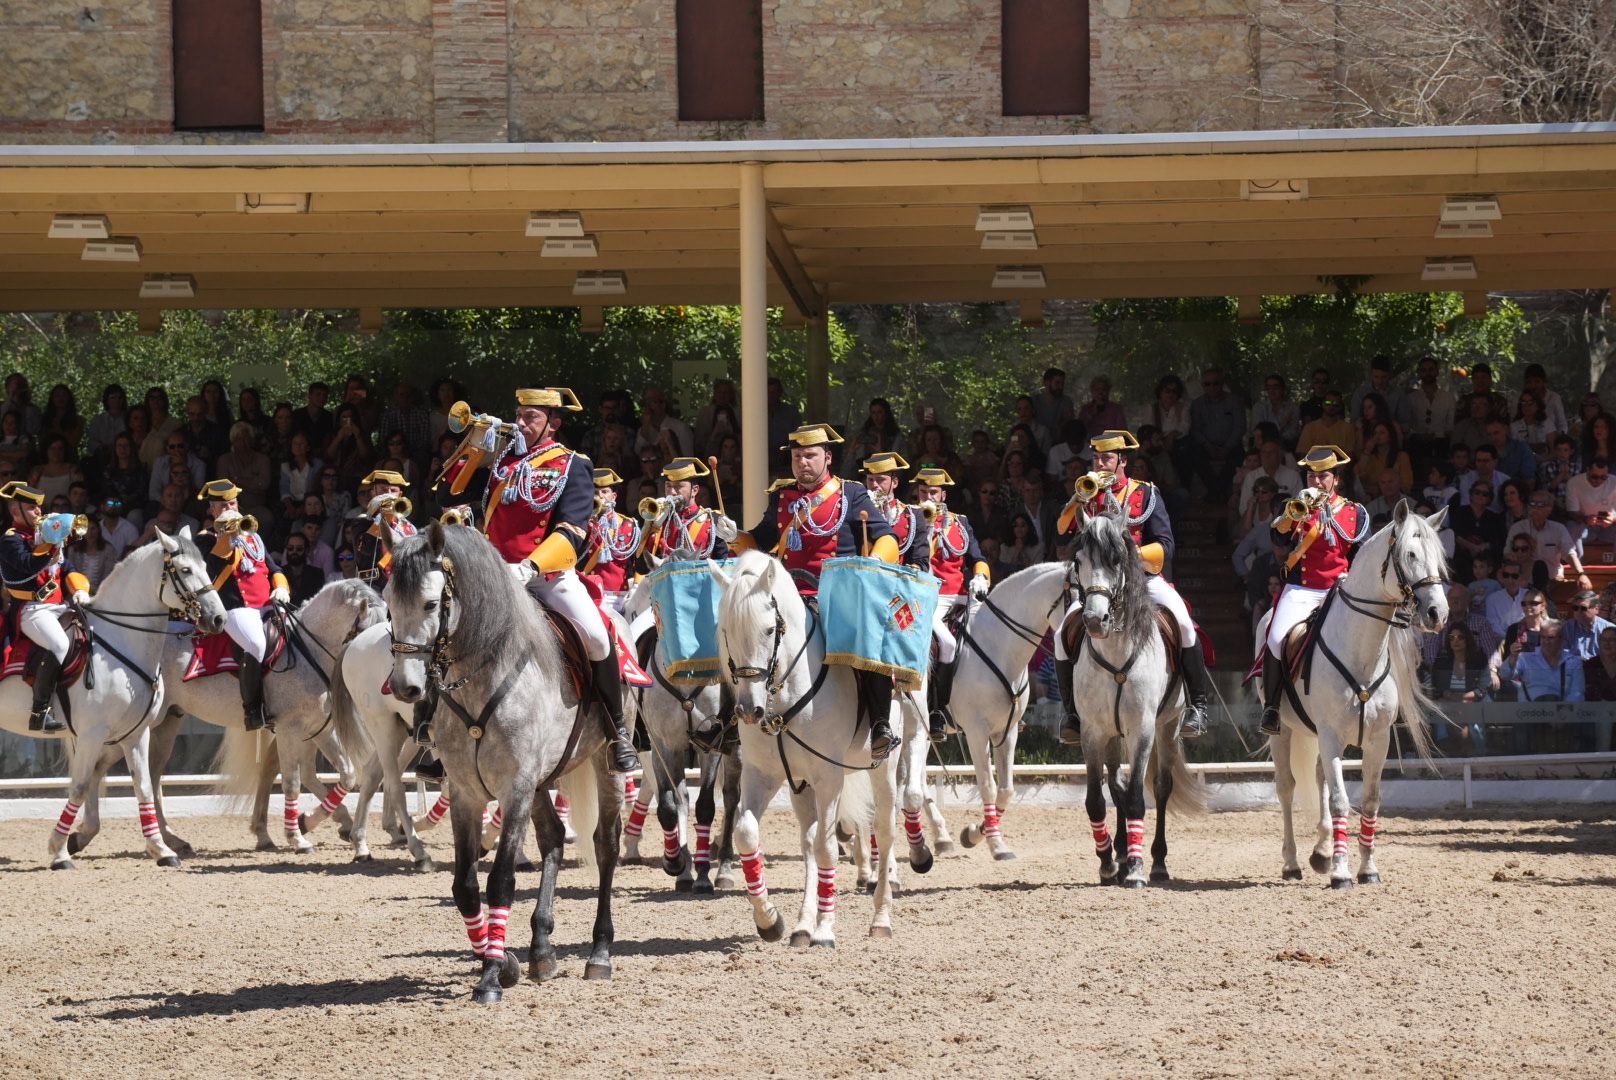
[0,2,1337,143]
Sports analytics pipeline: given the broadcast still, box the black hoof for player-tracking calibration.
[1358,872,1381,885]
[472,986,503,1005]
[498,953,520,988]
[50,860,73,871]
[66,833,85,855]
[960,825,982,849]
[909,847,934,875]
[298,813,312,835]
[1330,877,1355,891]
[157,855,182,868]
[583,962,612,981]
[758,913,786,943]
[1149,867,1171,883]
[662,846,690,878]
[1121,877,1146,889]
[1309,852,1331,875]
[993,850,1018,862]
[809,938,836,949]
[693,878,714,895]
[868,925,892,939]
[529,953,559,983]
[337,827,352,842]
[674,876,694,893]
[789,930,811,949]
[413,857,434,873]
[1282,868,1303,881]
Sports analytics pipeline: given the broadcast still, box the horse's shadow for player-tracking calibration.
[383,933,752,964]
[74,975,444,1020]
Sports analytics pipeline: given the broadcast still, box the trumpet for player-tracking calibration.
[917,499,943,524]
[439,505,475,528]
[216,513,259,535]
[374,494,413,520]
[1074,471,1116,502]
[446,400,518,439]
[433,400,519,495]
[639,495,678,521]
[1283,489,1327,523]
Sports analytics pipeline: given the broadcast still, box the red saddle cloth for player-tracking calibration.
[182,611,288,682]
[1,611,90,685]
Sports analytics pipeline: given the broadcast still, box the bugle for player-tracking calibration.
[1074,470,1116,502]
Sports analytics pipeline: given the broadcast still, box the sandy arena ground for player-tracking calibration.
[1,803,1612,1080]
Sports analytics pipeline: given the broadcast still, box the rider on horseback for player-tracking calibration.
[736,423,903,760]
[476,387,638,774]
[1258,445,1369,734]
[0,481,89,732]
[1053,429,1213,741]
[581,467,641,614]
[643,457,734,562]
[354,468,417,589]
[198,479,290,732]
[910,466,989,743]
[862,453,929,572]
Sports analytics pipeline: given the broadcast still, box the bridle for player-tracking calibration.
[723,592,819,735]
[388,554,466,693]
[85,548,220,633]
[1337,522,1444,629]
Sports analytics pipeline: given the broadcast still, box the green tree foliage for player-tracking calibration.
[1092,289,1529,404]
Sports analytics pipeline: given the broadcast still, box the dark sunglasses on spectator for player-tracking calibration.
[1523,599,1543,607]
[1572,603,1594,611]
[338,553,354,562]
[166,441,186,450]
[1500,571,1521,579]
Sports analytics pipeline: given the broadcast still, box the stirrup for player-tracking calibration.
[1259,707,1282,735]
[609,733,640,774]
[1180,706,1208,738]
[243,707,268,733]
[414,718,434,746]
[30,706,63,734]
[927,710,949,744]
[869,722,897,762]
[690,721,727,755]
[414,755,446,781]
[1058,716,1082,745]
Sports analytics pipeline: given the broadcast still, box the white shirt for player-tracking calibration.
[634,415,695,458]
[1399,384,1457,437]
[1128,400,1189,439]
[101,515,140,557]
[1485,587,1527,638]
[1238,464,1303,515]
[1506,518,1573,575]
[1567,473,1616,519]
[1512,389,1567,437]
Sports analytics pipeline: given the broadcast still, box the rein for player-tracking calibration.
[956,585,1066,749]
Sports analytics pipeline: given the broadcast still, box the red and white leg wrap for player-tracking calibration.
[903,807,925,847]
[663,828,681,861]
[53,799,82,838]
[552,791,570,823]
[694,823,711,869]
[1332,814,1350,860]
[463,907,488,958]
[740,850,767,898]
[481,804,492,827]
[483,905,510,962]
[1359,814,1378,849]
[624,798,648,839]
[283,797,300,832]
[622,775,637,804]
[1089,818,1112,857]
[982,804,1002,840]
[869,834,879,863]
[489,805,504,830]
[816,865,836,914]
[425,791,452,825]
[138,801,160,840]
[1125,818,1145,861]
[317,784,348,816]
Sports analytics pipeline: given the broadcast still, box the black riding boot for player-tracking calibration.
[1178,642,1214,738]
[591,657,640,774]
[28,652,65,733]
[1056,656,1082,745]
[927,660,958,743]
[240,654,269,732]
[1259,655,1285,735]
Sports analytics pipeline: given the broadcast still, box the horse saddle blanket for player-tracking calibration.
[0,609,90,686]
[1243,617,1317,686]
[1060,608,1207,674]
[183,608,288,682]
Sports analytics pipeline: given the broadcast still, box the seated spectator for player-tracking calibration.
[915,424,964,487]
[1233,477,1282,577]
[0,410,36,474]
[1076,377,1124,444]
[85,384,129,462]
[1450,393,1495,459]
[1511,389,1554,457]
[1399,355,1457,468]
[236,387,272,447]
[1507,490,1591,591]
[98,495,139,558]
[1430,622,1489,704]
[1238,439,1301,521]
[1296,392,1358,462]
[280,433,322,516]
[1516,363,1568,439]
[1570,392,1605,444]
[378,382,432,465]
[292,381,334,450]
[1251,566,1284,636]
[341,374,380,437]
[148,431,204,507]
[325,403,375,490]
[138,482,201,544]
[1499,477,1533,530]
[293,514,337,578]
[1563,589,1613,663]
[1458,444,1508,511]
[1365,467,1408,521]
[635,387,694,459]
[200,378,234,432]
[1500,619,1583,702]
[1538,434,1581,513]
[217,421,274,518]
[1250,373,1300,450]
[378,431,420,488]
[1484,417,1536,482]
[1356,391,1401,458]
[1413,498,1455,561]
[999,513,1043,574]
[38,383,84,456]
[100,432,147,525]
[1485,561,1532,638]
[428,378,468,448]
[334,543,359,580]
[1567,456,1616,551]
[1467,362,1511,420]
[1583,411,1616,466]
[1008,394,1050,453]
[1349,356,1404,427]
[280,532,327,606]
[625,447,662,509]
[1014,473,1060,560]
[1044,420,1085,481]
[1298,367,1331,423]
[1583,626,1616,702]
[1423,461,1457,509]
[66,480,92,516]
[843,397,905,472]
[266,402,297,462]
[968,478,1011,544]
[316,465,354,525]
[30,434,84,506]
[180,395,227,466]
[72,517,117,592]
[1183,367,1246,502]
[1449,479,1504,582]
[1134,425,1183,498]
[1131,374,1190,452]
[1356,419,1412,501]
[960,429,1001,492]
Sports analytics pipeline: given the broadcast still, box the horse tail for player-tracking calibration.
[1388,624,1438,767]
[836,769,875,834]
[327,651,372,769]
[558,759,601,870]
[1151,727,1210,816]
[210,721,268,809]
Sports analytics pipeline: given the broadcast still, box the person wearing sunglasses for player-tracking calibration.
[1507,491,1591,593]
[1484,561,1534,640]
[1563,589,1614,662]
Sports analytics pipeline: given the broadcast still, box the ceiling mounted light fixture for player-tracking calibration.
[975,206,1034,231]
[47,214,110,239]
[138,274,196,299]
[1434,221,1493,240]
[992,265,1046,289]
[528,212,585,238]
[573,270,626,296]
[980,230,1039,251]
[1240,179,1309,201]
[1421,257,1477,282]
[81,237,143,263]
[1440,196,1501,223]
[542,235,600,258]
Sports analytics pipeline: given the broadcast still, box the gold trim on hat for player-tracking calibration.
[781,423,844,450]
[661,457,710,483]
[1088,429,1140,453]
[1298,445,1352,471]
[861,451,910,475]
[514,387,583,411]
[911,466,956,487]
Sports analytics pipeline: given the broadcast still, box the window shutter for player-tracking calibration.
[1002,0,1090,117]
[173,0,265,131]
[676,0,765,122]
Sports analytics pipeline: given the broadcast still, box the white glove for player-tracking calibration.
[271,586,291,604]
[72,590,90,606]
[514,559,539,584]
[713,514,738,543]
[969,574,990,601]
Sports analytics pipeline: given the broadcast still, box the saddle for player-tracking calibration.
[1061,607,1185,674]
[183,607,288,682]
[1245,610,1322,685]
[0,608,91,687]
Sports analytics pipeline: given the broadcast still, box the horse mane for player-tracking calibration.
[1075,512,1157,650]
[298,576,389,632]
[718,550,797,650]
[389,525,559,677]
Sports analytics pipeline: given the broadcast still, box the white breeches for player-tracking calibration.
[1264,584,1326,657]
[534,570,611,662]
[1053,574,1196,660]
[19,603,71,663]
[933,593,963,666]
[223,606,267,662]
[604,590,629,615]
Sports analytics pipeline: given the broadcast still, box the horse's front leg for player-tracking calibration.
[985,713,1019,862]
[957,722,999,853]
[373,722,431,870]
[897,693,934,875]
[1120,726,1154,888]
[298,729,357,839]
[622,762,653,863]
[1149,721,1178,884]
[1355,723,1391,885]
[808,788,842,948]
[121,727,181,866]
[869,755,900,939]
[586,754,620,980]
[474,784,532,1004]
[68,743,119,858]
[251,734,277,850]
[1272,725,1302,880]
[148,711,193,857]
[526,779,566,983]
[788,788,821,947]
[445,799,494,1000]
[652,740,692,889]
[276,739,314,854]
[1318,727,1354,889]
[1083,738,1118,883]
[692,752,719,893]
[733,766,785,942]
[713,751,742,890]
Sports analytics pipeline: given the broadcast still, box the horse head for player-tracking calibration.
[383,521,460,704]
[156,527,227,633]
[1390,499,1450,633]
[717,551,789,727]
[1075,510,1130,639]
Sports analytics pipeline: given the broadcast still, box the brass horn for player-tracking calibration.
[382,495,413,519]
[218,513,259,534]
[917,499,942,524]
[1284,489,1326,523]
[1074,471,1116,502]
[639,495,676,521]
[69,514,91,542]
[439,505,474,527]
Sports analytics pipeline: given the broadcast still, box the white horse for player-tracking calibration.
[714,551,900,946]
[1070,512,1208,887]
[1256,501,1447,889]
[942,561,1070,861]
[206,579,385,853]
[0,530,225,869]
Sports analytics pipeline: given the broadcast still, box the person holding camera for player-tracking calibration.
[1499,619,1584,703]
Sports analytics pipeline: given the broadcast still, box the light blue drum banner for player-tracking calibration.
[647,558,734,684]
[818,555,940,692]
